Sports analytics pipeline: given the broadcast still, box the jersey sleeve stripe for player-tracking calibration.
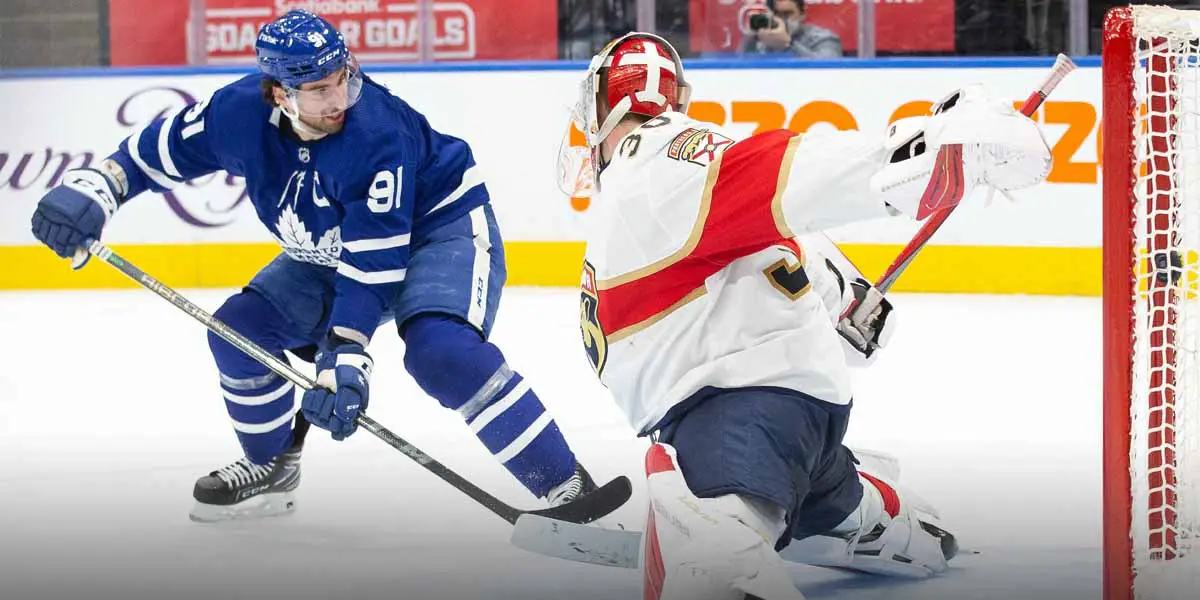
[336,261,407,285]
[157,108,183,179]
[596,154,722,291]
[126,124,178,189]
[771,135,803,239]
[424,164,484,216]
[342,233,411,253]
[607,285,706,344]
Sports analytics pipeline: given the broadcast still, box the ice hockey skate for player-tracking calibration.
[546,462,598,507]
[189,444,302,523]
[781,466,958,578]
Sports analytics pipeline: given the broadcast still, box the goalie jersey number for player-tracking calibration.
[763,246,811,300]
[580,261,608,375]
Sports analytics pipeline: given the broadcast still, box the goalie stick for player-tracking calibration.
[847,53,1078,334]
[76,240,631,529]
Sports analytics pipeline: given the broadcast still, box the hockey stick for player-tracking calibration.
[848,54,1077,327]
[76,239,631,527]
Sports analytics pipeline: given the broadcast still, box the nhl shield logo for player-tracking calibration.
[298,147,311,163]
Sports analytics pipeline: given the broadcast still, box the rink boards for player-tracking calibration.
[0,57,1104,294]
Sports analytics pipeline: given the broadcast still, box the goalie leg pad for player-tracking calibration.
[781,467,956,578]
[643,443,805,600]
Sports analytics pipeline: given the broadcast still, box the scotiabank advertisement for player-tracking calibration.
[108,0,558,65]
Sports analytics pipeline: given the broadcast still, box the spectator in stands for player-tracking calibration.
[741,0,842,58]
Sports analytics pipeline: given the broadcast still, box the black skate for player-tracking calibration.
[189,445,302,522]
[546,463,598,507]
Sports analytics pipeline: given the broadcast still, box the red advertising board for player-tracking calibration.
[109,0,558,66]
[689,0,956,54]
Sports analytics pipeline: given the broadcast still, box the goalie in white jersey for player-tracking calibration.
[560,33,1053,600]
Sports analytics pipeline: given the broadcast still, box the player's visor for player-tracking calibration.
[283,57,364,118]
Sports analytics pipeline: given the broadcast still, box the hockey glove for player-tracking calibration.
[301,339,373,441]
[30,168,120,267]
[837,278,896,359]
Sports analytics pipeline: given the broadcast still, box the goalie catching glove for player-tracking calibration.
[872,83,1053,218]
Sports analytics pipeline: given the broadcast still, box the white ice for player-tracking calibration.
[0,288,1102,599]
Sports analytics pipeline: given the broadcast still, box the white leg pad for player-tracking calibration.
[781,470,952,579]
[845,446,901,482]
[643,443,805,600]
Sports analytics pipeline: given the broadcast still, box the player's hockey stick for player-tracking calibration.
[847,53,1077,329]
[76,240,631,528]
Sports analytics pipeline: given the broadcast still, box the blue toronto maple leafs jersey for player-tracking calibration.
[105,73,490,341]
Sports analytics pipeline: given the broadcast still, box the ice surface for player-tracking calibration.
[0,288,1103,599]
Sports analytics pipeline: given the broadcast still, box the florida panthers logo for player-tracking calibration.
[667,128,733,167]
[580,261,608,376]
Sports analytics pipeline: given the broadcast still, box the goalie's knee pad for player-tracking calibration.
[643,443,805,600]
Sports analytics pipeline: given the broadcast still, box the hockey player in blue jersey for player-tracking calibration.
[29,10,597,521]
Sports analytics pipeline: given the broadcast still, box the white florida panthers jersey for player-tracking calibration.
[579,112,898,435]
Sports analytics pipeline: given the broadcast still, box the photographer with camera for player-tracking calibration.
[742,0,843,58]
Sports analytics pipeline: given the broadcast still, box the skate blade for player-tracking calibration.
[189,491,297,523]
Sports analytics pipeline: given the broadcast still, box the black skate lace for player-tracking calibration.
[215,458,274,488]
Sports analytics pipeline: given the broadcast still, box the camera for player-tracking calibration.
[749,13,776,31]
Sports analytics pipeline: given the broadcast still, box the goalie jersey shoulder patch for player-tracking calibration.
[666,127,734,167]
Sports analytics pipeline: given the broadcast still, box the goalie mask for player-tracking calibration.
[557,32,691,197]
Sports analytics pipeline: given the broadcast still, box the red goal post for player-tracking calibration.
[1103,5,1200,600]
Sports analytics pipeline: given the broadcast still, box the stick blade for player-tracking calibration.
[522,475,632,524]
[510,514,642,569]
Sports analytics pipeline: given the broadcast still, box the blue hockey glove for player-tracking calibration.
[30,168,120,267]
[301,340,373,441]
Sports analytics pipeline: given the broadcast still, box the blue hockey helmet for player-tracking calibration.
[256,10,348,87]
[255,10,363,120]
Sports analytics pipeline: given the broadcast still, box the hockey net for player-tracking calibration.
[1104,5,1200,600]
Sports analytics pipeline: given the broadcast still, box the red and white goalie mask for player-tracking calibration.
[557,32,691,197]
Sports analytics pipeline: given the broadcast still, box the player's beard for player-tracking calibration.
[300,110,347,135]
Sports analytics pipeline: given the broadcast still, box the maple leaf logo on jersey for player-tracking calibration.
[273,204,341,267]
